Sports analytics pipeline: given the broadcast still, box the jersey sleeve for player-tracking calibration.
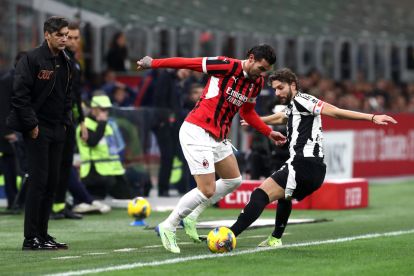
[151,57,204,72]
[201,56,235,76]
[294,93,325,115]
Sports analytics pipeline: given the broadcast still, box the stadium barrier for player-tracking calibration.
[323,113,414,178]
[218,178,368,210]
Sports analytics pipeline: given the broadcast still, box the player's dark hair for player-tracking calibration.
[68,21,80,30]
[44,16,69,34]
[246,44,276,65]
[268,68,299,88]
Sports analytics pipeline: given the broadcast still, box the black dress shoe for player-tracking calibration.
[50,208,83,220]
[46,235,68,250]
[22,237,58,250]
[50,211,65,220]
[63,208,83,219]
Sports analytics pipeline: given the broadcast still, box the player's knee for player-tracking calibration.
[199,185,216,198]
[222,175,243,191]
[259,177,284,202]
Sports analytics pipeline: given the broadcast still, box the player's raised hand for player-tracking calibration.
[372,114,398,125]
[268,130,287,146]
[136,56,153,71]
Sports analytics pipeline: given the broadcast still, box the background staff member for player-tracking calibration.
[51,21,88,220]
[11,16,73,250]
[77,95,134,199]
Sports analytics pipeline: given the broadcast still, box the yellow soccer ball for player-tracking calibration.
[127,197,151,219]
[207,226,236,253]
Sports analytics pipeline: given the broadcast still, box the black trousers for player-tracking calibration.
[54,124,76,204]
[153,122,175,196]
[23,124,65,239]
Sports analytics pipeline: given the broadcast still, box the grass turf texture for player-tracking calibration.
[0,181,413,275]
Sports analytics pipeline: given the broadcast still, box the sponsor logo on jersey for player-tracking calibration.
[37,70,54,80]
[225,87,248,107]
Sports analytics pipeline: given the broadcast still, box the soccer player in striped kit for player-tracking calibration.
[230,68,397,248]
[137,45,286,253]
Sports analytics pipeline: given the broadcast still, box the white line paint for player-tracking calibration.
[143,242,194,249]
[83,252,108,256]
[51,256,81,260]
[47,229,414,276]
[113,248,138,252]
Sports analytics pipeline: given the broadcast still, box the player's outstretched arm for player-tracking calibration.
[321,102,398,125]
[137,56,204,72]
[241,112,287,126]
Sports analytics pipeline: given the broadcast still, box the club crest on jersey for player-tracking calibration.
[202,159,209,169]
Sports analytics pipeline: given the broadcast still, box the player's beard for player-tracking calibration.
[279,86,293,105]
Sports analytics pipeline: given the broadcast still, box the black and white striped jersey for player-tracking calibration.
[284,92,325,160]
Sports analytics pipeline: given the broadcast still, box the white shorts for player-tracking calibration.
[179,121,234,175]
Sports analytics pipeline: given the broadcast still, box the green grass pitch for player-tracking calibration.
[0,181,413,275]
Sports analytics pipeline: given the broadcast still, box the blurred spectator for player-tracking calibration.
[390,94,407,113]
[76,95,134,199]
[100,69,135,104]
[246,102,289,179]
[101,69,121,94]
[110,85,135,107]
[105,32,129,72]
[68,167,111,214]
[370,79,391,110]
[183,83,203,112]
[51,21,86,220]
[407,97,414,112]
[153,68,191,196]
[133,69,159,107]
[0,52,26,211]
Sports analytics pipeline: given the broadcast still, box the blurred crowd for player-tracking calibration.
[299,70,414,114]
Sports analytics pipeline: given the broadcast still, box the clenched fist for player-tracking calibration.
[136,56,153,71]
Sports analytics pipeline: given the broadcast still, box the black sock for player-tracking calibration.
[272,199,292,239]
[230,188,269,237]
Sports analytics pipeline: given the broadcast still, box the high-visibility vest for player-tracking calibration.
[76,117,125,178]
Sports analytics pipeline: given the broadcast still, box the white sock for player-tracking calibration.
[186,176,242,221]
[162,188,208,231]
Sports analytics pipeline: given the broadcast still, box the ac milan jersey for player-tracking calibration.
[152,56,265,140]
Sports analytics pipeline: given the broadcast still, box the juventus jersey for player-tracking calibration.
[284,92,325,159]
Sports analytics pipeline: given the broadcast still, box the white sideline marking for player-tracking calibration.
[143,242,194,249]
[113,248,137,252]
[83,252,108,256]
[52,256,81,260]
[47,229,414,276]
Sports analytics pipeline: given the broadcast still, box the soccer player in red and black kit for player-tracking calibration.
[137,44,286,253]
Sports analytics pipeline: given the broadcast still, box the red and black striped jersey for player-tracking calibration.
[151,56,270,140]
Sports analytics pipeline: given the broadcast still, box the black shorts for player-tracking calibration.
[270,156,326,201]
